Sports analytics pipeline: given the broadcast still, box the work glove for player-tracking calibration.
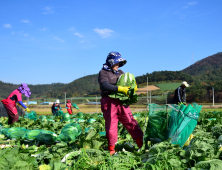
[134,84,138,92]
[55,107,58,109]
[118,86,130,96]
[26,108,30,113]
[66,107,69,109]
[178,102,183,106]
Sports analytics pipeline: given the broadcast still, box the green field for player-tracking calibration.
[155,83,181,91]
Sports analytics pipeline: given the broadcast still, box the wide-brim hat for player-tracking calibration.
[55,99,60,104]
[182,81,190,87]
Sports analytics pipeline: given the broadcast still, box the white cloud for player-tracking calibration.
[183,1,198,9]
[17,31,29,37]
[74,32,84,38]
[40,27,49,31]
[188,2,198,5]
[43,7,54,14]
[3,24,11,28]
[93,28,114,38]
[69,27,75,31]
[52,37,64,42]
[21,20,31,24]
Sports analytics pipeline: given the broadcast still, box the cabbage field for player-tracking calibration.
[0,110,222,169]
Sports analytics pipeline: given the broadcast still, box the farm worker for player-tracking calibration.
[173,81,190,105]
[66,100,73,114]
[1,83,31,125]
[51,99,62,115]
[98,51,143,155]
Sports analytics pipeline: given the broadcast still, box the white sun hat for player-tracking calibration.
[55,99,60,104]
[182,81,190,87]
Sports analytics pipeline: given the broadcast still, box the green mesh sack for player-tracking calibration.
[6,127,27,136]
[56,110,63,116]
[28,111,37,121]
[168,103,202,147]
[57,123,82,142]
[37,131,58,145]
[8,129,30,140]
[0,128,10,135]
[99,132,106,137]
[24,113,29,118]
[77,112,84,118]
[61,113,71,122]
[109,72,138,105]
[145,104,172,142]
[87,118,96,123]
[72,103,79,109]
[25,129,47,141]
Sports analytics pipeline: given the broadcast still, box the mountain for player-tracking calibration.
[135,71,194,85]
[45,74,100,98]
[182,52,222,76]
[0,81,65,99]
[1,52,222,100]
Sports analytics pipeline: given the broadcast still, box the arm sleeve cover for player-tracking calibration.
[182,90,186,102]
[101,81,118,92]
[177,87,182,103]
[18,101,27,109]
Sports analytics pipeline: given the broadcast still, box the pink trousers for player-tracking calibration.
[101,97,143,146]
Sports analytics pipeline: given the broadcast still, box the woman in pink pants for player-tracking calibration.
[1,83,31,124]
[98,52,143,155]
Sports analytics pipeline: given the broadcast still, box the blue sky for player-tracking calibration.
[1,0,222,85]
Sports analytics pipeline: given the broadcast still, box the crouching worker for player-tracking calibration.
[98,51,143,155]
[1,83,31,125]
[173,81,190,105]
[66,100,73,114]
[51,99,62,116]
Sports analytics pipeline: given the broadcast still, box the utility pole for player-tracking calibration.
[96,96,98,113]
[65,92,66,107]
[147,77,149,103]
[27,97,29,105]
[150,90,151,104]
[212,87,214,107]
[191,53,194,65]
[164,92,168,104]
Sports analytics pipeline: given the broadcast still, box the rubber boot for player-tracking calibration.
[108,145,115,155]
[136,137,143,148]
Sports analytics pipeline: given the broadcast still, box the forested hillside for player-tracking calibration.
[182,52,222,76]
[135,71,194,85]
[45,74,99,98]
[1,51,222,102]
[0,81,65,99]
